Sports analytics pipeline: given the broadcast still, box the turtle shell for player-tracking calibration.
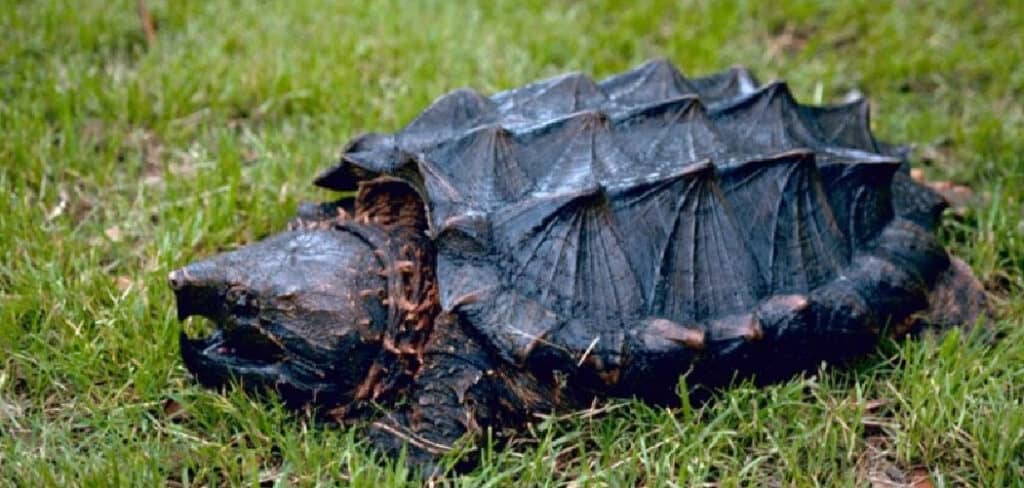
[315,59,952,399]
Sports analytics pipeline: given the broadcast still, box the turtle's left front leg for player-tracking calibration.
[365,313,559,469]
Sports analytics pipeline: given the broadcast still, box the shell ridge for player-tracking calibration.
[493,72,607,121]
[690,65,762,104]
[718,152,849,294]
[707,178,767,313]
[614,96,721,174]
[650,173,697,320]
[598,58,696,107]
[610,165,711,304]
[611,94,703,124]
[804,98,879,152]
[492,188,643,317]
[418,123,530,216]
[710,82,826,157]
[397,87,499,150]
[321,63,898,196]
[313,61,957,374]
[817,159,900,249]
[515,110,610,194]
[776,156,848,291]
[645,168,765,322]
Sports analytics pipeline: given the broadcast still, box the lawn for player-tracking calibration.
[1,0,1022,485]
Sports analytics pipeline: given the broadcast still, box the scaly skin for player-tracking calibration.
[169,60,990,471]
[170,177,988,470]
[171,180,566,468]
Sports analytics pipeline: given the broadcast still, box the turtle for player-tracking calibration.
[168,58,989,467]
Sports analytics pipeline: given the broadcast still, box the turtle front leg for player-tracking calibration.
[366,312,558,469]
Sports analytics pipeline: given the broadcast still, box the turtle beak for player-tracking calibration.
[168,230,392,408]
[168,248,342,405]
[168,261,228,322]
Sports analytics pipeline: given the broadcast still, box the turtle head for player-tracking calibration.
[169,229,390,406]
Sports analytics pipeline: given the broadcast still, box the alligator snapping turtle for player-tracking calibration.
[168,59,988,465]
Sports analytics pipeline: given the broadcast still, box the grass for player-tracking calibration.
[1,0,1022,485]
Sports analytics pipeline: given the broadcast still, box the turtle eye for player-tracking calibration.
[225,286,259,315]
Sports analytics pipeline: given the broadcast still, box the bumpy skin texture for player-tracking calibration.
[170,59,988,468]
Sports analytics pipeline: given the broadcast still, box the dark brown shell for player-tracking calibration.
[316,59,953,399]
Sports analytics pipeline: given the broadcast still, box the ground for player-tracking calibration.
[1,0,1023,485]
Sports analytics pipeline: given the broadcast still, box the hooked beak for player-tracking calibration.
[169,261,337,405]
[168,229,397,408]
[169,265,225,321]
[170,262,283,379]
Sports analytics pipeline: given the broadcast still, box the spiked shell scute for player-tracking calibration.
[316,58,951,397]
